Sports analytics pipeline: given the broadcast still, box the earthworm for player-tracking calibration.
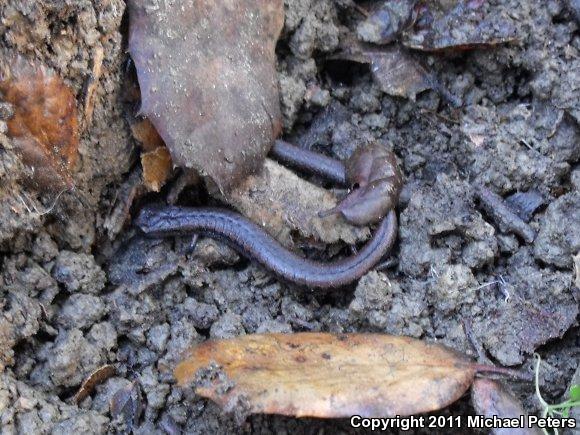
[136,141,403,289]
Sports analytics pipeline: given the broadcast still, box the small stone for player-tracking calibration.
[363,113,387,130]
[432,265,477,314]
[349,271,393,320]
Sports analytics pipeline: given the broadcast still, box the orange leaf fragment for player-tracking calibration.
[128,116,173,191]
[141,146,173,192]
[175,333,476,418]
[129,118,165,153]
[0,57,79,192]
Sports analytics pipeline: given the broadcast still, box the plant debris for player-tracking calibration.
[226,159,369,247]
[331,40,455,103]
[0,56,79,192]
[475,186,536,243]
[129,118,165,152]
[72,364,116,404]
[128,0,284,192]
[110,381,143,432]
[175,333,477,418]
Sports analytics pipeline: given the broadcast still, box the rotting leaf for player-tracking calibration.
[128,0,284,193]
[175,333,477,418]
[471,378,541,435]
[331,40,455,103]
[366,47,438,102]
[72,364,116,404]
[226,159,370,247]
[402,0,517,51]
[0,56,79,192]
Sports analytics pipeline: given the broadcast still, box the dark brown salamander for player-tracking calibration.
[136,141,403,289]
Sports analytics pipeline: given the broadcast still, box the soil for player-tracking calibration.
[0,0,579,434]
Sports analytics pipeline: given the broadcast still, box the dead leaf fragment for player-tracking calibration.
[129,118,165,153]
[367,47,433,100]
[331,40,442,101]
[226,159,369,247]
[128,0,284,192]
[0,57,79,191]
[72,364,116,404]
[141,146,173,192]
[471,378,541,435]
[175,333,476,418]
[128,115,174,192]
[110,381,143,432]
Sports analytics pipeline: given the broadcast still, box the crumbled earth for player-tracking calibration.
[0,0,579,434]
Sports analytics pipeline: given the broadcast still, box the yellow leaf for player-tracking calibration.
[175,333,476,418]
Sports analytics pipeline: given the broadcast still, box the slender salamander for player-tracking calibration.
[136,140,403,289]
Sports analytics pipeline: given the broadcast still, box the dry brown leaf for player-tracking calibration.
[0,57,79,191]
[175,333,476,418]
[141,146,173,192]
[330,39,443,101]
[366,47,432,100]
[128,115,174,192]
[128,0,284,193]
[72,364,116,404]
